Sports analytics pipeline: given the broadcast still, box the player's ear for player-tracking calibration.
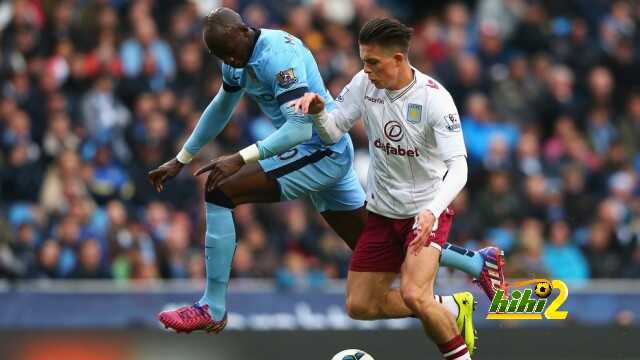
[233,24,249,40]
[393,52,405,64]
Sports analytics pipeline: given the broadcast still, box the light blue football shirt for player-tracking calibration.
[221,28,348,153]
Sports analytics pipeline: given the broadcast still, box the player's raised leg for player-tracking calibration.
[159,138,362,333]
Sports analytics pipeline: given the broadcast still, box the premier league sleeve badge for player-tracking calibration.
[276,68,298,88]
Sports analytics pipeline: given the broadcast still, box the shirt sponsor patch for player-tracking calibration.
[406,103,422,124]
[443,113,461,132]
[384,121,404,142]
[277,68,297,88]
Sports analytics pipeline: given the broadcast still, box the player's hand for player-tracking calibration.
[193,153,244,192]
[293,92,325,114]
[148,158,184,192]
[409,210,438,256]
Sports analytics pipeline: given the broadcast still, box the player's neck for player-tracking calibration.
[246,28,257,56]
[387,64,414,91]
[241,27,261,66]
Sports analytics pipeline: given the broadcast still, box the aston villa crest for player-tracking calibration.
[406,103,422,124]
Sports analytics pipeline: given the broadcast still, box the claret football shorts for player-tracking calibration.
[350,208,455,273]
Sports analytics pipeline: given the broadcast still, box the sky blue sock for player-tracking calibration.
[440,243,484,278]
[198,203,236,321]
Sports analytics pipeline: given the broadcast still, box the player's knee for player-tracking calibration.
[400,284,432,311]
[205,188,235,208]
[346,295,377,320]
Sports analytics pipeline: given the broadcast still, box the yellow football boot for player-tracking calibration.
[453,291,477,355]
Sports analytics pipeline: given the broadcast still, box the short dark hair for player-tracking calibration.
[358,18,413,54]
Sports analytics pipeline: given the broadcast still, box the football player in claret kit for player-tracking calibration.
[295,18,489,360]
[149,8,506,343]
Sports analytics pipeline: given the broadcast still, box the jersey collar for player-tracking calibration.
[246,27,262,66]
[385,69,416,102]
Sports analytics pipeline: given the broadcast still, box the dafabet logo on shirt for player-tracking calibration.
[486,279,569,320]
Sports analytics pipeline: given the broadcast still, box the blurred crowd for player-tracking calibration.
[0,0,639,287]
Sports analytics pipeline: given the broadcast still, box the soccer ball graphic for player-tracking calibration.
[331,349,375,360]
[534,280,553,298]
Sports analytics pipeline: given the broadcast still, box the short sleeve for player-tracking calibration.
[427,89,467,161]
[221,64,242,92]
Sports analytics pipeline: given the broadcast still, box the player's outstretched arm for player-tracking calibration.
[181,88,244,161]
[147,88,243,192]
[192,99,314,191]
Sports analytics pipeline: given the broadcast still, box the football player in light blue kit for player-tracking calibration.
[149,8,506,334]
